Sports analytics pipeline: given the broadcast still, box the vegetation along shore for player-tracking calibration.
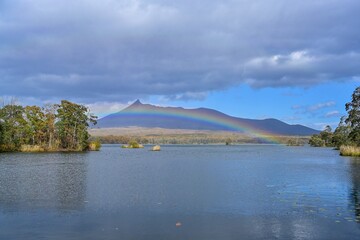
[0,100,99,152]
[309,86,360,156]
[2,86,360,155]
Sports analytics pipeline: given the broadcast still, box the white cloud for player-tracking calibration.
[307,101,336,112]
[162,91,208,101]
[324,110,340,118]
[86,101,128,118]
[246,51,312,68]
[292,101,336,114]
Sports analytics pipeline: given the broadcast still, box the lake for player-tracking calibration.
[0,145,360,239]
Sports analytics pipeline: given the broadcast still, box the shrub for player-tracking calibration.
[0,144,18,152]
[225,138,232,145]
[309,135,326,147]
[88,140,101,151]
[287,138,304,146]
[128,140,140,148]
[122,140,144,149]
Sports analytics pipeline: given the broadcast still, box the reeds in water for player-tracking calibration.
[340,145,360,157]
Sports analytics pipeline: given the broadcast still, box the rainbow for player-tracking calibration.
[108,103,283,144]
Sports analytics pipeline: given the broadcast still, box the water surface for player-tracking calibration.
[1,145,360,239]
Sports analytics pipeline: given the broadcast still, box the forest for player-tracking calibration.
[0,100,98,152]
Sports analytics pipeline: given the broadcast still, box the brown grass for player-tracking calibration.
[340,145,360,157]
[20,145,45,152]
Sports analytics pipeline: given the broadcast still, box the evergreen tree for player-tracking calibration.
[56,100,97,151]
[346,86,360,145]
[332,117,351,149]
[0,104,26,151]
[309,134,326,147]
[24,106,47,145]
[319,125,333,146]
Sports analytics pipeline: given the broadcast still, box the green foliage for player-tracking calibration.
[24,106,47,145]
[309,134,326,147]
[122,139,144,149]
[0,119,4,147]
[345,86,360,146]
[128,140,140,148]
[345,87,360,128]
[287,138,304,146]
[319,125,334,147]
[56,100,97,151]
[332,117,351,149]
[0,100,97,152]
[225,138,232,145]
[309,86,360,152]
[309,125,333,147]
[0,104,27,150]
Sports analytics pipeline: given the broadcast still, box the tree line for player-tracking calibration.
[309,86,360,152]
[93,134,309,145]
[0,100,97,152]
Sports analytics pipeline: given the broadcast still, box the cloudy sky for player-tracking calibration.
[1,0,359,129]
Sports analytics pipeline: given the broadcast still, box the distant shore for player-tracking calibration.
[89,127,310,145]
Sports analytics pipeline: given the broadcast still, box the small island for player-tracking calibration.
[121,140,144,149]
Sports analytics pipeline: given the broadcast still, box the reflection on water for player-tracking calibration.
[0,153,87,212]
[350,158,360,223]
[1,145,360,239]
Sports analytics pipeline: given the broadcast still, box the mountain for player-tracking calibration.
[95,100,319,136]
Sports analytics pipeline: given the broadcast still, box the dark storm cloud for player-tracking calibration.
[0,0,359,102]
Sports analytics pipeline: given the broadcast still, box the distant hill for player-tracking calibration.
[95,100,319,136]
